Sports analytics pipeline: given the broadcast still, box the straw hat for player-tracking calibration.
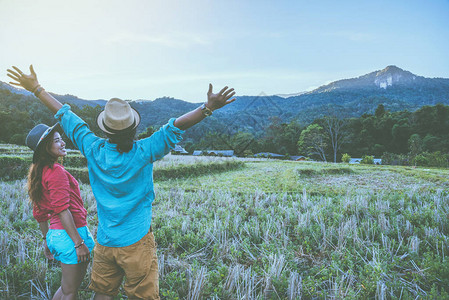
[96,98,141,134]
[25,123,61,163]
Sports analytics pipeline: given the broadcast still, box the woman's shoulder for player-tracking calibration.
[42,163,67,178]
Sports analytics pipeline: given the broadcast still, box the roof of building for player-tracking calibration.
[172,144,188,153]
[192,150,235,156]
[290,155,306,161]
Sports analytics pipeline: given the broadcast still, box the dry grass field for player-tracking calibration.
[1,148,448,299]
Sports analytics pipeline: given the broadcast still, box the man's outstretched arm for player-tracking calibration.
[174,84,235,130]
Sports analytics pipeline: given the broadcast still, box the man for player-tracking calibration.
[7,65,236,299]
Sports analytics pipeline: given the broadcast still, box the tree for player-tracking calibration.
[230,131,256,155]
[279,121,302,155]
[391,123,411,153]
[138,126,156,139]
[408,134,423,158]
[298,124,328,161]
[375,104,386,118]
[321,115,347,163]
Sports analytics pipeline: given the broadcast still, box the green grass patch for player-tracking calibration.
[66,160,245,184]
[2,158,449,298]
[154,160,245,181]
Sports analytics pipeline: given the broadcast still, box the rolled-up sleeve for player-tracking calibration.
[33,205,51,223]
[54,104,100,156]
[139,118,185,163]
[44,166,71,215]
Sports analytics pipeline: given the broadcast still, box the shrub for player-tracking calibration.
[413,153,430,167]
[0,156,31,180]
[9,134,26,146]
[62,155,87,168]
[414,151,449,168]
[382,152,409,166]
[154,161,244,181]
[64,161,245,184]
[341,153,351,163]
[242,150,253,157]
[360,155,374,164]
[65,167,90,183]
[0,153,89,181]
[296,168,318,176]
[323,167,353,175]
[297,167,353,176]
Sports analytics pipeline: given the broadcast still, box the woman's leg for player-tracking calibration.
[52,262,88,300]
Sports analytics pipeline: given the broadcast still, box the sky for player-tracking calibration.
[1,0,449,103]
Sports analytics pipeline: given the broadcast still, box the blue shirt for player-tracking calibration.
[55,104,184,247]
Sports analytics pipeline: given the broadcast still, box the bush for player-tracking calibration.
[62,155,87,168]
[65,167,90,183]
[296,168,318,176]
[414,151,449,168]
[341,153,351,163]
[64,161,246,184]
[0,156,31,180]
[154,161,245,181]
[0,153,89,181]
[360,155,374,164]
[323,167,353,175]
[9,134,26,146]
[382,152,410,166]
[296,166,353,176]
[414,153,430,167]
[382,151,449,168]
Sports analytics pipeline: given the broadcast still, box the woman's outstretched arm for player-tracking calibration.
[7,65,62,113]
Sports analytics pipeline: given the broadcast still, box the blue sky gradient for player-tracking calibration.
[1,0,448,102]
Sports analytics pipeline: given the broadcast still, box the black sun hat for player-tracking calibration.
[26,123,61,163]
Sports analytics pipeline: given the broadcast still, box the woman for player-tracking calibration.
[8,64,235,299]
[26,122,95,300]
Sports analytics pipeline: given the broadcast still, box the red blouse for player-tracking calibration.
[33,163,87,229]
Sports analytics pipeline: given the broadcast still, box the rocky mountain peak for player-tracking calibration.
[373,65,417,89]
[310,65,422,93]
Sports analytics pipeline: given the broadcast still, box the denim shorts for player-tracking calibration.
[46,226,95,264]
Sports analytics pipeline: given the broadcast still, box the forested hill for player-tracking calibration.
[281,65,449,123]
[1,65,449,142]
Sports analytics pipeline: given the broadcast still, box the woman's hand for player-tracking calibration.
[6,65,40,92]
[76,243,90,263]
[43,242,54,260]
[206,84,236,111]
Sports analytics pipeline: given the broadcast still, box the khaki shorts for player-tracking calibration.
[89,230,159,299]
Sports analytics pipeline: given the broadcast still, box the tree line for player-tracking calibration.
[1,88,448,166]
[188,103,449,167]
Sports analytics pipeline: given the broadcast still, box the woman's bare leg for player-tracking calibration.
[52,262,88,300]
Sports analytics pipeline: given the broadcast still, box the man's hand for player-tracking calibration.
[206,84,236,111]
[7,65,40,92]
[173,84,236,130]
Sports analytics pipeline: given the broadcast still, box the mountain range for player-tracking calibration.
[1,65,449,134]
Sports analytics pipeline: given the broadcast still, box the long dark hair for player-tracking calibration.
[27,132,60,207]
[106,127,136,153]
